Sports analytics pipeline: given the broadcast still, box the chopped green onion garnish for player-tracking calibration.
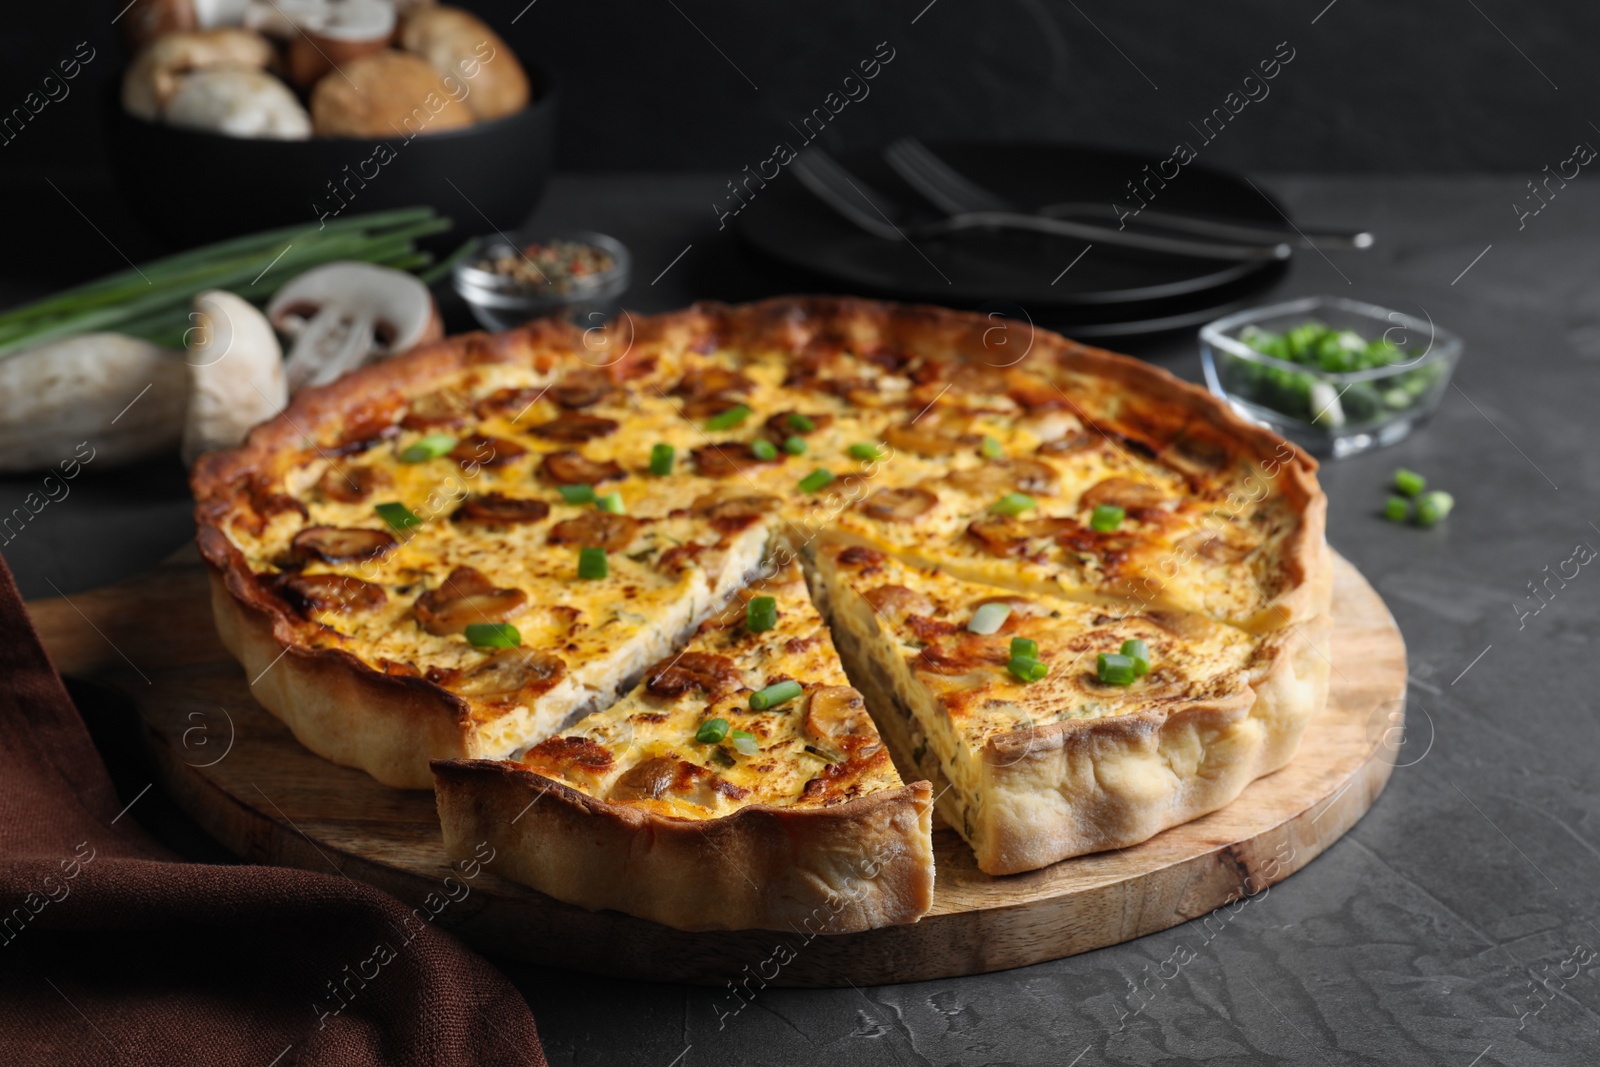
[746,595,778,632]
[577,547,608,580]
[847,443,884,462]
[399,433,456,463]
[1415,490,1454,527]
[1008,656,1048,683]
[967,602,1011,635]
[1090,504,1125,532]
[1394,468,1426,497]
[730,729,760,756]
[991,492,1036,517]
[696,717,730,744]
[798,468,835,494]
[751,439,779,461]
[1120,638,1151,676]
[982,435,1004,460]
[559,484,596,505]
[1384,496,1410,523]
[1010,637,1038,660]
[596,492,625,514]
[465,622,521,648]
[705,404,751,430]
[783,435,807,455]
[374,501,422,531]
[787,413,815,433]
[1097,652,1137,686]
[750,679,803,710]
[649,443,675,476]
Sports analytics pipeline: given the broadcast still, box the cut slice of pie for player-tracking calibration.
[806,539,1330,875]
[432,563,936,932]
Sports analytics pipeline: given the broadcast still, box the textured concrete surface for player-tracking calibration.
[8,173,1598,1065]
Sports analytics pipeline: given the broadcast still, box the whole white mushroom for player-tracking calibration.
[164,67,312,139]
[182,290,287,464]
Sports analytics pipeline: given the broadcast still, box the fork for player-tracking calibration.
[882,137,1372,251]
[789,148,1290,263]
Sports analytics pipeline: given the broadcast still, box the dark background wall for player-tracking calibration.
[0,0,1590,181]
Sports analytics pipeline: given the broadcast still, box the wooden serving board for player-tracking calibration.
[27,549,1404,987]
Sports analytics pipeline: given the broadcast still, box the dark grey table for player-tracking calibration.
[6,174,1595,1066]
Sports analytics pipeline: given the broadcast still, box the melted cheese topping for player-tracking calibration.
[516,567,904,819]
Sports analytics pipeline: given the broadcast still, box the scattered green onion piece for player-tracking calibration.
[1010,637,1039,660]
[847,442,884,462]
[750,680,804,711]
[399,433,456,463]
[1097,652,1137,686]
[787,413,815,433]
[1090,504,1125,532]
[1394,469,1426,497]
[746,595,778,632]
[730,729,760,756]
[751,439,779,461]
[783,435,807,455]
[1415,490,1454,527]
[1384,496,1410,523]
[967,602,1011,635]
[596,492,625,514]
[991,492,1036,517]
[705,404,751,431]
[1008,656,1049,683]
[798,468,835,494]
[649,443,675,476]
[465,622,521,649]
[982,435,1004,460]
[1120,638,1151,676]
[577,547,608,580]
[696,717,730,744]
[559,484,597,505]
[374,502,422,531]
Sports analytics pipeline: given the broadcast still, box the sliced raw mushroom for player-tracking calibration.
[644,652,740,698]
[528,412,618,442]
[276,572,387,616]
[0,333,187,474]
[289,525,397,564]
[451,494,550,525]
[182,290,286,465]
[539,450,623,485]
[317,464,388,503]
[859,486,938,523]
[267,262,441,392]
[413,566,527,636]
[449,434,526,468]
[122,28,275,120]
[284,0,395,88]
[453,649,566,699]
[944,459,1059,497]
[164,68,312,139]
[547,512,640,552]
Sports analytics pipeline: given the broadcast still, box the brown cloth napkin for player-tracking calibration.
[0,555,548,1066]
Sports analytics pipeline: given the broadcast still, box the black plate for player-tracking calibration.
[105,70,557,247]
[737,142,1290,311]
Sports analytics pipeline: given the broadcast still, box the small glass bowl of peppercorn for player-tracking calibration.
[1200,296,1462,459]
[452,230,631,330]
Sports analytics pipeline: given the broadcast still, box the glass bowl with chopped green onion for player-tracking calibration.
[1199,296,1462,458]
[453,229,631,330]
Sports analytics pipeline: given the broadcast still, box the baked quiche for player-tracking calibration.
[192,296,1331,928]
[807,541,1330,875]
[433,564,935,932]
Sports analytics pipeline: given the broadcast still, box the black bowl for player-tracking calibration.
[106,68,557,247]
